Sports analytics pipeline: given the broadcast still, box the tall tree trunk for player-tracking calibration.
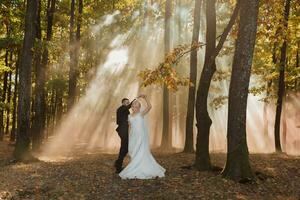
[32,0,56,151]
[6,52,13,135]
[183,0,202,153]
[75,0,82,98]
[32,0,42,151]
[161,0,172,149]
[67,0,77,110]
[295,46,299,88]
[176,0,182,44]
[195,1,240,170]
[5,69,12,135]
[175,0,183,141]
[264,43,278,137]
[14,0,39,160]
[195,0,216,169]
[282,95,287,152]
[274,0,291,153]
[50,88,56,133]
[221,0,259,182]
[10,51,19,142]
[0,53,8,141]
[263,81,272,136]
[56,89,63,122]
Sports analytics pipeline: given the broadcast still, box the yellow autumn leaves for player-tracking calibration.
[138,42,205,91]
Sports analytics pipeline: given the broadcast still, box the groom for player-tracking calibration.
[114,98,136,173]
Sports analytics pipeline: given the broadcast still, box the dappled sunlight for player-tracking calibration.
[39,4,300,161]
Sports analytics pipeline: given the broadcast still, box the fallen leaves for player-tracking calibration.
[0,142,299,199]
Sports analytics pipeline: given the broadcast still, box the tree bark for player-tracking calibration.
[67,0,77,110]
[194,1,240,170]
[161,0,172,149]
[14,0,39,160]
[49,88,56,133]
[0,55,8,141]
[282,95,287,152]
[295,46,299,88]
[32,0,43,151]
[263,81,272,137]
[194,0,216,169]
[5,70,12,135]
[221,0,259,182]
[183,0,202,153]
[274,0,291,153]
[32,0,56,151]
[75,0,82,97]
[10,51,19,142]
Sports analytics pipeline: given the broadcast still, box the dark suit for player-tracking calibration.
[115,100,134,171]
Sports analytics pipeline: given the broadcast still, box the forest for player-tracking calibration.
[0,0,299,199]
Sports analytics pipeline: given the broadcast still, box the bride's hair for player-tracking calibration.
[133,100,141,107]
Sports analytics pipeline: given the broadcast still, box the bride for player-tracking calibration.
[119,94,166,179]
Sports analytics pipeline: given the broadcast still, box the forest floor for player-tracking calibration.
[0,141,300,200]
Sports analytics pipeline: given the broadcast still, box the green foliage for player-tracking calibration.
[0,37,22,49]
[0,60,11,74]
[251,0,300,103]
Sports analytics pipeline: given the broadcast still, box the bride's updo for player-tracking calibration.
[132,100,141,113]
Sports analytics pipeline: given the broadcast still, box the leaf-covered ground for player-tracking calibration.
[0,141,299,200]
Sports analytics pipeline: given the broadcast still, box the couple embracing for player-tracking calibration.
[114,94,165,179]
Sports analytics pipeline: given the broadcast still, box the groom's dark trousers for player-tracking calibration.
[115,100,134,172]
[115,124,129,171]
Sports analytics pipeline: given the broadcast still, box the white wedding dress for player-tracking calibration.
[119,112,165,179]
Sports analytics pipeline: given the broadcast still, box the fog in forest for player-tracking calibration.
[39,3,300,161]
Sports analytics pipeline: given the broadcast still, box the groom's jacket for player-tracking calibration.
[116,100,135,127]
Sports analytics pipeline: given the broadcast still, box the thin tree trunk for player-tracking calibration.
[183,0,202,153]
[3,71,8,136]
[5,70,12,135]
[53,90,58,127]
[274,0,291,153]
[67,0,77,110]
[14,0,39,160]
[10,51,19,142]
[194,0,216,169]
[161,0,172,149]
[263,81,272,136]
[56,89,63,122]
[0,55,8,141]
[176,0,182,44]
[194,1,240,170]
[221,0,259,182]
[75,0,82,99]
[295,46,299,88]
[282,95,287,152]
[50,88,56,133]
[6,52,13,135]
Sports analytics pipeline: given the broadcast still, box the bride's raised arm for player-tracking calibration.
[140,95,152,116]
